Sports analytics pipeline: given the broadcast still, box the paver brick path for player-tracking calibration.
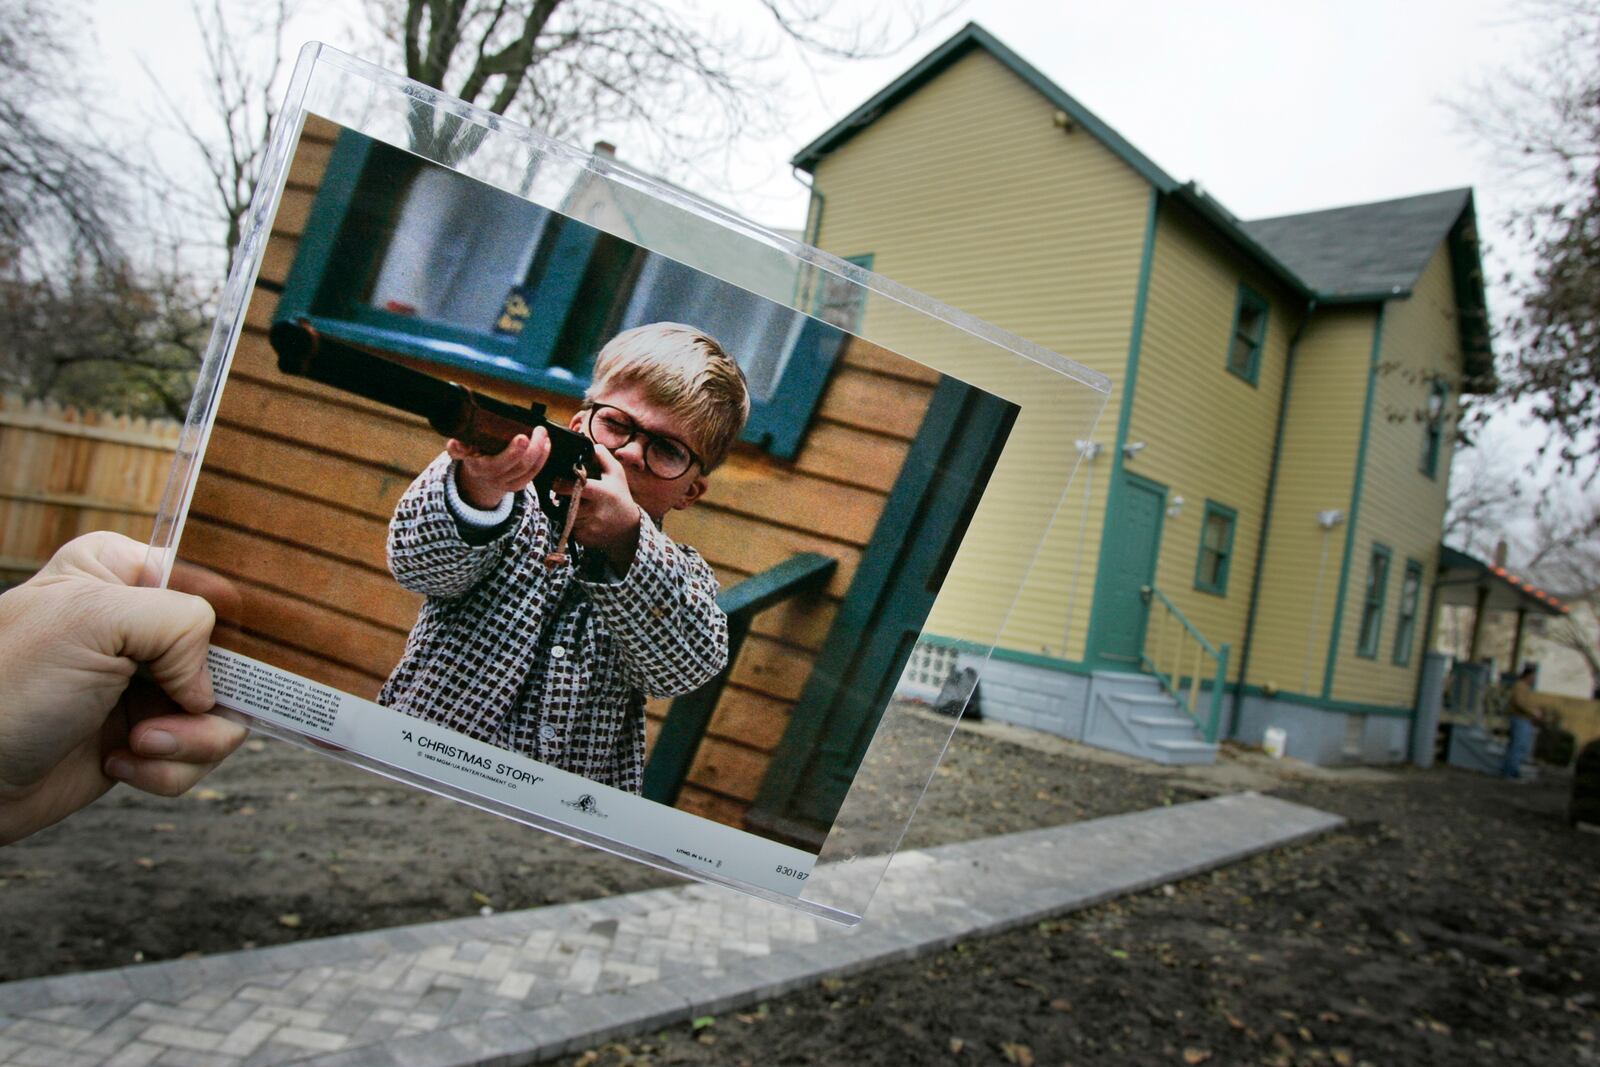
[0,792,1341,1067]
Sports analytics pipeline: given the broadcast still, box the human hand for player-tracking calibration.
[0,532,248,845]
[569,443,643,570]
[447,428,551,510]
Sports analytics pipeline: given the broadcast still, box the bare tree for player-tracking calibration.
[0,0,124,277]
[146,0,297,271]
[1444,447,1525,558]
[0,258,213,420]
[1458,0,1600,482]
[366,0,949,171]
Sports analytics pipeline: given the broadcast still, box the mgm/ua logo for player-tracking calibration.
[561,793,609,818]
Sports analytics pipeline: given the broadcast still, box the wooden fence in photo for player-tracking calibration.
[0,393,181,583]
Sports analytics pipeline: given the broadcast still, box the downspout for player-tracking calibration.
[791,165,827,310]
[1230,297,1317,738]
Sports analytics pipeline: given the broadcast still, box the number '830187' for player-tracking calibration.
[775,865,809,881]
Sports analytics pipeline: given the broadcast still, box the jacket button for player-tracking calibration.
[538,724,557,741]
[551,645,566,659]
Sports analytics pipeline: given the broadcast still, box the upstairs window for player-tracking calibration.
[1421,379,1449,478]
[1225,284,1269,385]
[1392,559,1424,666]
[1194,501,1237,595]
[1357,544,1392,659]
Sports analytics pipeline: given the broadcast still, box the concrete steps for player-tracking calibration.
[1081,671,1219,766]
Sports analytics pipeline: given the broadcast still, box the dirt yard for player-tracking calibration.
[3,716,1596,1066]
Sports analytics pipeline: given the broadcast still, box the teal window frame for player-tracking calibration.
[1193,500,1237,596]
[1421,379,1449,478]
[1392,558,1424,666]
[274,129,843,460]
[1356,544,1392,659]
[1224,284,1269,385]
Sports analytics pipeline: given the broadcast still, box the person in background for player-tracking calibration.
[1502,664,1546,780]
[0,532,248,845]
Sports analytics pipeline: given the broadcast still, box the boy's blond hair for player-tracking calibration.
[586,322,750,470]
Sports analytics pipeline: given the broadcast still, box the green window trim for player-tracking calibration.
[1392,558,1424,666]
[276,128,844,460]
[1225,283,1269,385]
[1193,500,1238,596]
[1421,379,1449,478]
[1356,543,1392,659]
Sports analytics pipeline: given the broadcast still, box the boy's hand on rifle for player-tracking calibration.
[448,429,550,510]
[568,444,643,572]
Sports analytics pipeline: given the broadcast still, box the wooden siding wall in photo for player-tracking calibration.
[0,393,181,582]
[183,114,936,831]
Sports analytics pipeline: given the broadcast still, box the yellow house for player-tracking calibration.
[793,23,1494,764]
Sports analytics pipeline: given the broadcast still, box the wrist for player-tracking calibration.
[454,464,507,511]
[600,506,645,572]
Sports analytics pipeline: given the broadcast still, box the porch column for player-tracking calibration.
[1466,584,1490,662]
[1509,607,1528,675]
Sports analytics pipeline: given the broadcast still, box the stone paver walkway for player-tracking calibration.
[0,792,1341,1067]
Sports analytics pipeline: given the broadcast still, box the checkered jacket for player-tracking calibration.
[378,453,729,793]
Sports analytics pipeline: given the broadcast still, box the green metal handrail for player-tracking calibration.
[642,552,837,805]
[1138,585,1231,743]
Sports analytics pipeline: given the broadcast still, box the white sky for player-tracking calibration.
[86,0,1571,494]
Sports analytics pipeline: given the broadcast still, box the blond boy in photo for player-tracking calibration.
[379,323,750,794]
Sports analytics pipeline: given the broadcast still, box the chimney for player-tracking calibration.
[1493,539,1508,568]
[592,140,617,158]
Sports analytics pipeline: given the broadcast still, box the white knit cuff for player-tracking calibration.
[445,462,514,528]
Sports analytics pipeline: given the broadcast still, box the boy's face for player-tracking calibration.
[570,382,708,523]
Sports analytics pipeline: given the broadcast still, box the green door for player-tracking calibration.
[1095,473,1166,668]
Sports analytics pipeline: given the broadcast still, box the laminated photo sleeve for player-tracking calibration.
[148,44,1111,925]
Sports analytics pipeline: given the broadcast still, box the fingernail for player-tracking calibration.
[105,757,135,780]
[137,730,179,756]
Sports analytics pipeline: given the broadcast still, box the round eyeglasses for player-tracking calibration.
[585,404,703,479]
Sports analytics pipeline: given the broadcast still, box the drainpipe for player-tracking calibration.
[791,166,827,310]
[1230,297,1317,738]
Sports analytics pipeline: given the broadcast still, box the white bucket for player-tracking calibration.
[1262,726,1288,759]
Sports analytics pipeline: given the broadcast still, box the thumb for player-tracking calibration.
[90,584,217,714]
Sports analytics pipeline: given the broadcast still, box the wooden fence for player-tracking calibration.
[0,393,181,582]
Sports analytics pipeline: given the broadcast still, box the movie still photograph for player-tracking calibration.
[170,115,1017,879]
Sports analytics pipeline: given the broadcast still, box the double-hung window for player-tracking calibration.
[1194,501,1237,595]
[1225,285,1268,384]
[1357,545,1392,659]
[1421,379,1449,478]
[1392,559,1424,666]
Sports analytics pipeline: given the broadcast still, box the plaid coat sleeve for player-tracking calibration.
[578,512,729,699]
[387,453,545,599]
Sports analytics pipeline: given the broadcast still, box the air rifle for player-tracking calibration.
[268,318,597,527]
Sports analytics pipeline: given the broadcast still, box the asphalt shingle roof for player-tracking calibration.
[1241,188,1472,299]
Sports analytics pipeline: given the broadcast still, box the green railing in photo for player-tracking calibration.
[643,552,838,806]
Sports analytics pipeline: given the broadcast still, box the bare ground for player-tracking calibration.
[3,716,1596,1067]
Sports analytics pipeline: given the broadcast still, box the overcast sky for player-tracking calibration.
[88,0,1564,491]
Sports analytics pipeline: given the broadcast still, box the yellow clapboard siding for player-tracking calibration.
[1121,204,1303,678]
[1333,242,1462,706]
[1246,308,1376,696]
[812,46,1142,661]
